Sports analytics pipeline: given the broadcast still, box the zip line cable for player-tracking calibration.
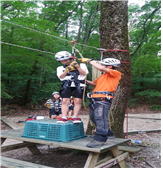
[1,19,97,49]
[1,19,130,62]
[1,41,55,55]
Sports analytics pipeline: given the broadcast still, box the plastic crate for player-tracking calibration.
[22,119,86,142]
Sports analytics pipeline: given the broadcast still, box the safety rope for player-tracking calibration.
[1,41,55,55]
[71,41,87,110]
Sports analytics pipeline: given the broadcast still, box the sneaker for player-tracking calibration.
[86,140,105,148]
[67,117,72,121]
[107,130,115,139]
[57,118,68,123]
[72,117,81,123]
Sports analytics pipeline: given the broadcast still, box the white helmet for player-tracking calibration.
[55,51,72,61]
[100,58,121,67]
[52,91,59,95]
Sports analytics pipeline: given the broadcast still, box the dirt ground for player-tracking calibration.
[1,105,161,168]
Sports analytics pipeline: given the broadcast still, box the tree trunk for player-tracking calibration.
[22,60,38,105]
[99,1,132,138]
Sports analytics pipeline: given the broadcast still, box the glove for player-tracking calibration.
[70,61,80,68]
[78,58,92,63]
[44,103,51,109]
[65,65,76,72]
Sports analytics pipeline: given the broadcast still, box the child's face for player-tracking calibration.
[53,94,60,99]
[60,59,71,65]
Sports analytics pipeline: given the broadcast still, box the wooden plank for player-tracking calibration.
[1,128,130,153]
[27,145,41,155]
[84,152,99,168]
[1,117,18,130]
[94,152,129,168]
[118,146,141,153]
[1,156,52,168]
[124,129,161,135]
[1,142,36,152]
[125,116,161,120]
[96,155,112,166]
[110,146,127,168]
[95,150,123,166]
[1,138,6,145]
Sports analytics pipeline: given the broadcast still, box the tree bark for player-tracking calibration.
[99,1,132,138]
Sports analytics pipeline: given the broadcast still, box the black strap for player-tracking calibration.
[91,91,113,96]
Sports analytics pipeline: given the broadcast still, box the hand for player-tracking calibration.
[44,103,51,109]
[65,65,76,72]
[70,61,80,68]
[78,58,92,63]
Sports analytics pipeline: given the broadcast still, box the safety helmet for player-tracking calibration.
[100,58,121,67]
[55,51,72,61]
[52,92,59,96]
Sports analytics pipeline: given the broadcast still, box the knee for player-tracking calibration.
[62,99,70,105]
[74,98,82,105]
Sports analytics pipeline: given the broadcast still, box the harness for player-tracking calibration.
[87,91,114,100]
[61,65,84,94]
[53,99,62,112]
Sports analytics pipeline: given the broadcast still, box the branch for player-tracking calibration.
[131,3,161,57]
[54,1,81,30]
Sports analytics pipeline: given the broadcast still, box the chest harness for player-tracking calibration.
[61,64,84,94]
[52,99,62,112]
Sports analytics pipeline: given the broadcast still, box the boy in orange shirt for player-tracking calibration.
[78,57,121,148]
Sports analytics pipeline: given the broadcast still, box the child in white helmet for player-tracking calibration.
[44,92,62,119]
[55,51,89,123]
[78,57,121,148]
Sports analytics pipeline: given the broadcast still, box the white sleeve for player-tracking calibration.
[57,66,72,81]
[78,63,89,80]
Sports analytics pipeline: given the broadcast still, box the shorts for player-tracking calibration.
[69,106,74,110]
[49,109,61,118]
[60,87,84,99]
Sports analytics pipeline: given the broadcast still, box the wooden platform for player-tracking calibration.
[1,128,130,168]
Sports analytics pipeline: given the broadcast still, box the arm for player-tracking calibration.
[89,60,110,74]
[77,67,86,76]
[59,70,68,79]
[86,80,96,86]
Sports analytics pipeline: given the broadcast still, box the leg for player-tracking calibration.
[61,98,70,117]
[84,152,100,168]
[1,138,6,145]
[73,98,82,117]
[26,145,41,155]
[110,146,127,168]
[51,115,57,119]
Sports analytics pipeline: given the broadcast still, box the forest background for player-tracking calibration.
[1,0,161,111]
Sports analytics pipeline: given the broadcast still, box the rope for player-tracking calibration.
[2,20,130,52]
[1,20,97,49]
[1,41,55,55]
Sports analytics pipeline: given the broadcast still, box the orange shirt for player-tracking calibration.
[92,69,121,98]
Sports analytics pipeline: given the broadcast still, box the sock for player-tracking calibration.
[72,116,77,118]
[62,117,67,120]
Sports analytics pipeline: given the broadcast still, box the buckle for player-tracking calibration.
[87,93,92,98]
[106,94,110,100]
[101,97,105,101]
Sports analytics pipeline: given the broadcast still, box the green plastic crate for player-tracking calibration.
[22,119,86,142]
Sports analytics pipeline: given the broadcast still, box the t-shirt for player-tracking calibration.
[92,69,121,98]
[57,63,89,87]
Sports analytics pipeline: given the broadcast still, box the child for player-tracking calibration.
[55,51,89,123]
[44,92,62,119]
[78,57,121,148]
